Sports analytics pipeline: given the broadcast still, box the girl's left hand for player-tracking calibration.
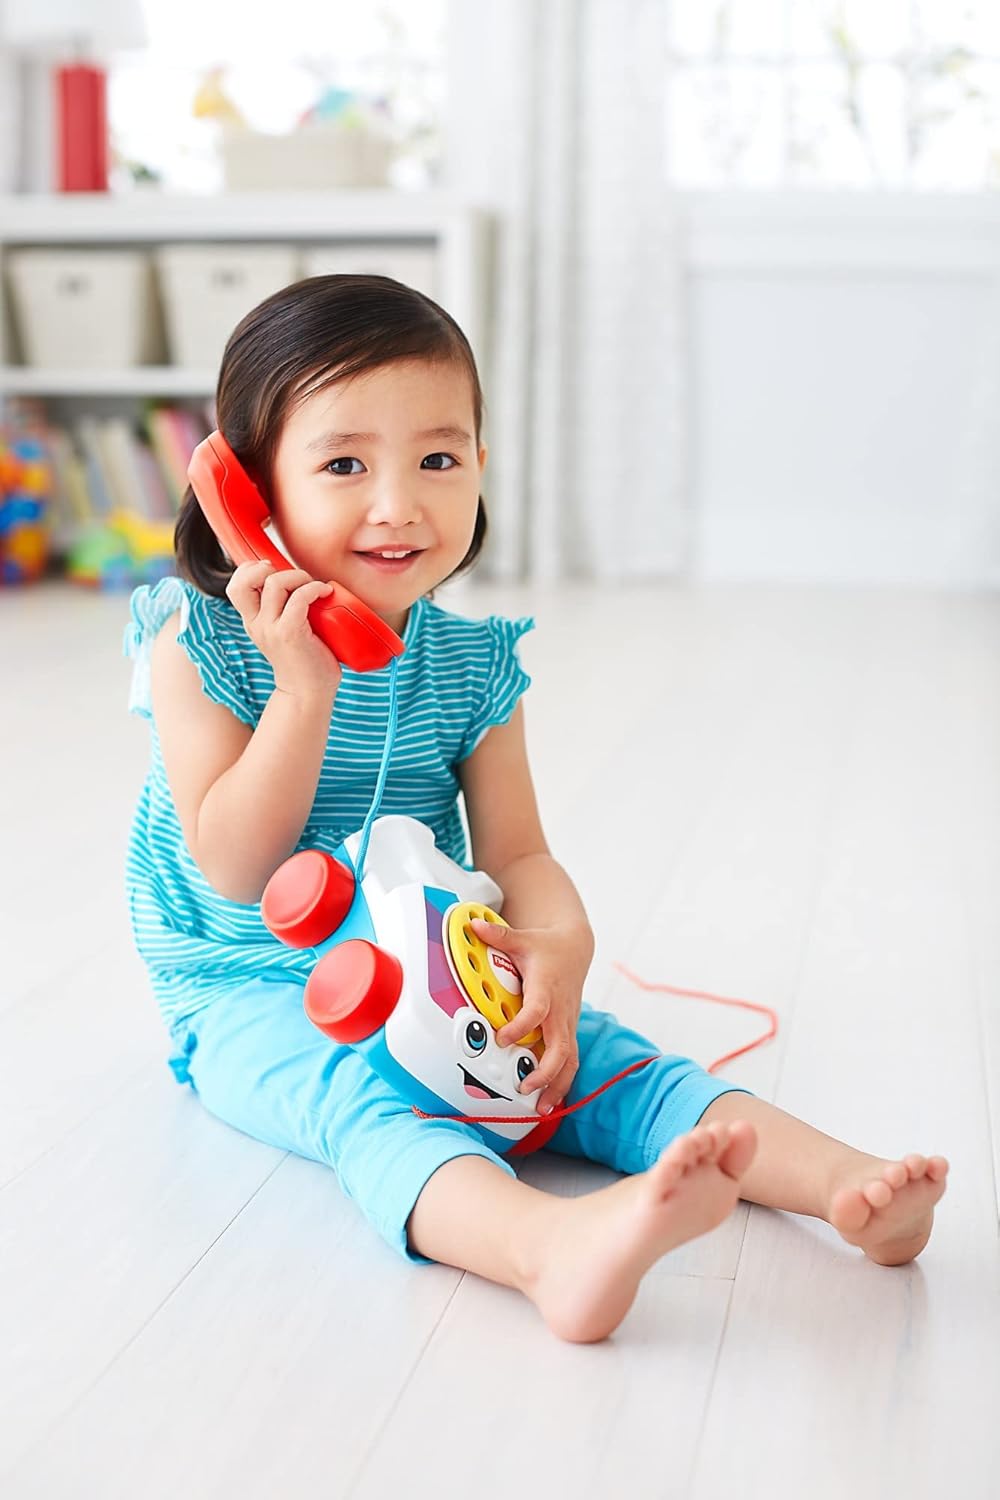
[469,917,590,1115]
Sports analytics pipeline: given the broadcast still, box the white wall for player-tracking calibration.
[445,6,1000,588]
[686,195,1000,588]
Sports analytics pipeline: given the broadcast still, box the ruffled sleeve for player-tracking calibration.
[457,615,535,760]
[123,576,257,727]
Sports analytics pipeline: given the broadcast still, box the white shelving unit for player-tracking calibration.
[0,191,493,401]
[0,367,219,397]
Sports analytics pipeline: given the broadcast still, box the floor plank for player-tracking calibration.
[1,584,147,1010]
[0,940,161,1187]
[4,1153,462,1500]
[349,1274,734,1500]
[0,1066,284,1477]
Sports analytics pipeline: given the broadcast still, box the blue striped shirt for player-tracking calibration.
[123,576,534,1032]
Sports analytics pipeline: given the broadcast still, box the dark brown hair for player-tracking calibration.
[174,273,488,596]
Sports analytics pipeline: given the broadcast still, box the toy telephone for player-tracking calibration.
[261,814,561,1158]
[187,430,405,673]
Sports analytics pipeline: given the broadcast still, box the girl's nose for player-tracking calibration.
[366,484,421,527]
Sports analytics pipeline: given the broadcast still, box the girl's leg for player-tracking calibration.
[546,1005,947,1268]
[545,1003,756,1172]
[698,1092,949,1266]
[407,1117,758,1344]
[170,981,522,1266]
[175,981,760,1341]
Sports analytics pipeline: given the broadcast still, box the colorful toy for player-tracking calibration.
[65,511,175,590]
[0,434,51,584]
[261,815,561,1158]
[192,68,247,129]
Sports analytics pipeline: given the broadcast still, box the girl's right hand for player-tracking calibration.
[226,560,343,699]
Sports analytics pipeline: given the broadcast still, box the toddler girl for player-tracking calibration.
[125,274,948,1343]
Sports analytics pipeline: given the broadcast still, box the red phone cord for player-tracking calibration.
[412,964,779,1127]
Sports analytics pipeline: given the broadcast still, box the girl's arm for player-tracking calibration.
[459,702,594,1110]
[151,562,342,904]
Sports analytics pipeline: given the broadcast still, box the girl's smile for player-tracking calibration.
[353,548,425,574]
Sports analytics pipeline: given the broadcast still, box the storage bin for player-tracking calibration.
[5,248,164,368]
[300,243,438,301]
[155,244,300,371]
[221,124,393,191]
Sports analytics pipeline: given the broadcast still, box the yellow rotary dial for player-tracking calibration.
[444,902,543,1050]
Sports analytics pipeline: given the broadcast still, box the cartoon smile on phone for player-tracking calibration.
[187,430,405,673]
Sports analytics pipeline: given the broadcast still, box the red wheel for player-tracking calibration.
[304,940,403,1043]
[261,850,355,948]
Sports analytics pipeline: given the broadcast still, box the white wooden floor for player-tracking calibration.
[2,578,998,1500]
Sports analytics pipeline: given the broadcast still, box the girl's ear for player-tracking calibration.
[478,443,488,473]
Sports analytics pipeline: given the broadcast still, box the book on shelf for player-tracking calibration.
[96,416,172,521]
[145,405,204,510]
[133,442,174,521]
[74,416,116,518]
[64,407,207,524]
[44,428,92,549]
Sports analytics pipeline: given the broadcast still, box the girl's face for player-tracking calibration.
[269,358,486,635]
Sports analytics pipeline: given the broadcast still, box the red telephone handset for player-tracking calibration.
[187,431,404,673]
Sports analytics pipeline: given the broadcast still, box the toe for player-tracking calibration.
[681,1130,706,1167]
[882,1160,909,1190]
[652,1137,697,1197]
[904,1153,927,1178]
[673,1134,698,1171]
[656,1137,693,1185]
[927,1156,949,1182]
[654,1157,685,1195]
[830,1186,871,1235]
[863,1178,894,1210]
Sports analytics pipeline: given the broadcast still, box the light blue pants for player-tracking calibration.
[167,978,753,1264]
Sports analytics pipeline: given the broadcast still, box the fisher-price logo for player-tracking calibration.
[487,945,522,994]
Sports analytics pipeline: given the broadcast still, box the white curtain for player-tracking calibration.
[448,0,687,582]
[0,48,20,192]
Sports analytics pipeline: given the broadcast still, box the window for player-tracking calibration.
[109,0,446,192]
[667,0,1000,188]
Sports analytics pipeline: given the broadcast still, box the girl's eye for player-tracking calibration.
[421,453,457,470]
[325,457,365,476]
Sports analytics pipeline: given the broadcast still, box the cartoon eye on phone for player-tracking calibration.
[187,430,405,673]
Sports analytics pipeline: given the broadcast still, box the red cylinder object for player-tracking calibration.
[56,64,108,193]
[261,850,356,948]
[304,940,403,1043]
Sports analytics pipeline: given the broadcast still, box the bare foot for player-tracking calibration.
[829,1153,949,1266]
[521,1119,757,1343]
